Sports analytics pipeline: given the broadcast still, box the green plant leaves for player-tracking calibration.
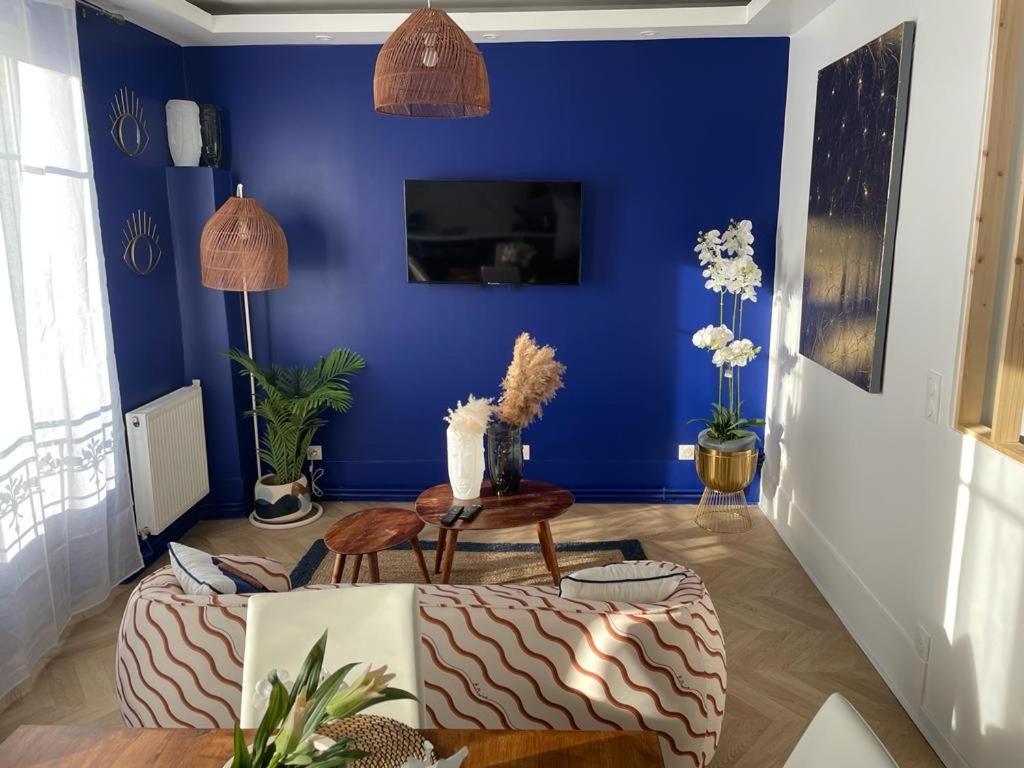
[251,673,291,764]
[692,402,765,443]
[298,663,357,744]
[232,722,252,768]
[290,631,328,709]
[343,687,419,718]
[306,744,369,768]
[226,348,365,484]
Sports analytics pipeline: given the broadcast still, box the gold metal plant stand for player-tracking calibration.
[694,445,758,534]
[695,488,752,533]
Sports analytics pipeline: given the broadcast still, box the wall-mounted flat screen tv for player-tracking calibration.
[405,179,582,285]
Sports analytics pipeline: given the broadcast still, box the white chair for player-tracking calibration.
[240,585,422,728]
[785,693,898,768]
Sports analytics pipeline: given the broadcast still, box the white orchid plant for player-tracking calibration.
[691,219,765,444]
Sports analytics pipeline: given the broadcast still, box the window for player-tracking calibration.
[957,0,1024,460]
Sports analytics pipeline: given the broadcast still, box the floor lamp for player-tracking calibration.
[199,183,287,516]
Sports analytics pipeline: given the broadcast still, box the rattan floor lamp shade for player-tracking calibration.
[374,7,489,118]
[200,185,288,291]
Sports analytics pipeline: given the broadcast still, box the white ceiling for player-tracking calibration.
[106,0,838,46]
[192,0,750,12]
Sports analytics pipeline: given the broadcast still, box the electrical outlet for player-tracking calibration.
[522,444,531,461]
[915,625,932,663]
[678,444,695,461]
[306,445,323,461]
[925,370,942,424]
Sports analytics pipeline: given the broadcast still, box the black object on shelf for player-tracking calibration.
[199,104,222,168]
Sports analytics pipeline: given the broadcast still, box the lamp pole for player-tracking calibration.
[242,285,261,480]
[231,183,262,481]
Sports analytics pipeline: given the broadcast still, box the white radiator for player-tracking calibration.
[125,381,210,537]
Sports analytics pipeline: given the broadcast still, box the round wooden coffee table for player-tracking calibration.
[415,480,575,585]
[324,507,431,584]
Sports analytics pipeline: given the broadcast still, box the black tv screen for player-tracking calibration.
[405,180,582,285]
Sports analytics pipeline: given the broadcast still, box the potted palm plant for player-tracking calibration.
[690,219,764,493]
[227,348,365,523]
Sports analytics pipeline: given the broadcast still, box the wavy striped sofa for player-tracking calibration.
[116,557,726,767]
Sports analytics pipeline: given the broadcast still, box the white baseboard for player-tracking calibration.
[760,494,970,768]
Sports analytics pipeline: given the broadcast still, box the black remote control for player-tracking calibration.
[460,504,483,522]
[440,505,464,526]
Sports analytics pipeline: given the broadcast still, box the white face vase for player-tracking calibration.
[447,427,484,500]
[165,99,202,167]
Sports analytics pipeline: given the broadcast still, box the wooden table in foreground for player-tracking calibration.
[0,725,662,768]
[415,480,575,585]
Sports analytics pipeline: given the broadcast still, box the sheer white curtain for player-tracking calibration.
[0,0,143,700]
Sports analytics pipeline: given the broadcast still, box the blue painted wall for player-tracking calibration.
[181,39,789,501]
[76,19,789,507]
[77,10,187,412]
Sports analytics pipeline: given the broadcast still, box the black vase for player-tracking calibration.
[487,421,523,496]
[199,104,222,168]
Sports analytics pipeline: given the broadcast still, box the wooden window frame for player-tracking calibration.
[957,0,1024,462]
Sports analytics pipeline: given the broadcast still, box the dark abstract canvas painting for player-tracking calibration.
[800,23,915,393]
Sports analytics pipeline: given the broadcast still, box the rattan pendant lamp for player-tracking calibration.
[200,183,287,482]
[374,1,489,118]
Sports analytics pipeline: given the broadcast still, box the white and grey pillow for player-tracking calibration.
[168,542,237,595]
[559,562,683,603]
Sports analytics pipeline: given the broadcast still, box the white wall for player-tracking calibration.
[763,2,1024,767]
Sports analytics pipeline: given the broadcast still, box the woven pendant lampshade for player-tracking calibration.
[374,7,489,118]
[200,185,288,291]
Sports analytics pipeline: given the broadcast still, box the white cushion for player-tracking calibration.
[560,562,683,603]
[785,693,898,768]
[168,542,236,595]
[240,586,422,729]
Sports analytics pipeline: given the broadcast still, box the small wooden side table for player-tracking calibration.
[323,507,431,584]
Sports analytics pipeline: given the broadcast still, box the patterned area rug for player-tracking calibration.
[290,539,646,588]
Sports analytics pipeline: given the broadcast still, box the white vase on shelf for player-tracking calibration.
[447,426,484,500]
[165,99,201,167]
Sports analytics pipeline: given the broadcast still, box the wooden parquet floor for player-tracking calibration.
[0,502,942,767]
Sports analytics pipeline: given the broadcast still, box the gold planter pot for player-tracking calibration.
[695,444,758,493]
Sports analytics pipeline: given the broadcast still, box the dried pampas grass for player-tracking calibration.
[497,333,566,429]
[444,395,495,436]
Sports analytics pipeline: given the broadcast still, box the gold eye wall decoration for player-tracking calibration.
[122,210,162,276]
[109,87,150,157]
